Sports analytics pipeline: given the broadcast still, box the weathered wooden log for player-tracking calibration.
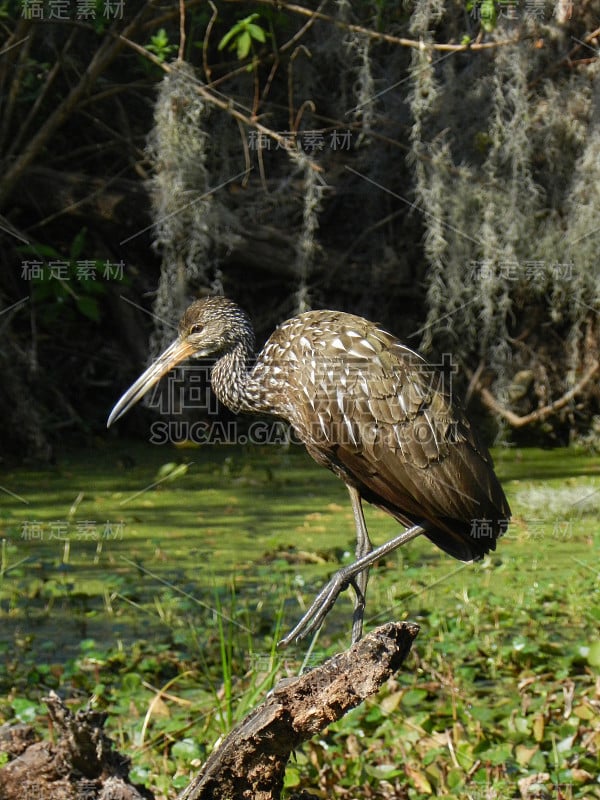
[0,691,152,800]
[178,621,419,800]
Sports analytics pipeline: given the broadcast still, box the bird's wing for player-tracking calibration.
[273,312,510,560]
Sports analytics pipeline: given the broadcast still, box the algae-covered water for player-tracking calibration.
[1,443,599,798]
[1,443,597,661]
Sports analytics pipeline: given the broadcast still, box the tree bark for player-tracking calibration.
[0,691,152,800]
[178,621,419,800]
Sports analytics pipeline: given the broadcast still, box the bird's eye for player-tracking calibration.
[190,323,204,335]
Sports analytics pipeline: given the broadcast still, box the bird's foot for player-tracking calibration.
[277,566,356,648]
[277,523,427,648]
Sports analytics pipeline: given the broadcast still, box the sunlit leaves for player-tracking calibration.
[218,14,268,61]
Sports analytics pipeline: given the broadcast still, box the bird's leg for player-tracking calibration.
[278,522,427,648]
[347,486,372,644]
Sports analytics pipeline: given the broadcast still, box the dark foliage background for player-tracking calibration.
[0,0,598,460]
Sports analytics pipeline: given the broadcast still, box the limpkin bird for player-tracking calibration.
[108,296,510,646]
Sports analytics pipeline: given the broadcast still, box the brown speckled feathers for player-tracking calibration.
[109,296,510,565]
[248,310,510,560]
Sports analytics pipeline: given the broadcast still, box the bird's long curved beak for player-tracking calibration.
[107,338,194,427]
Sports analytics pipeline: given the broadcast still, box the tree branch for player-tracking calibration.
[471,362,599,428]
[0,10,149,209]
[117,39,324,174]
[226,0,524,52]
[178,621,419,800]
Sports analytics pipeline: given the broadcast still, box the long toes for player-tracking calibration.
[278,569,351,646]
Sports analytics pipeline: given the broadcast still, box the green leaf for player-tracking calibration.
[156,462,189,482]
[147,28,176,62]
[237,31,252,60]
[218,13,265,58]
[364,763,405,780]
[470,705,496,722]
[284,767,301,788]
[218,26,238,51]
[171,738,202,762]
[477,742,513,765]
[122,672,142,692]
[12,698,39,724]
[129,766,150,786]
[479,0,497,31]
[70,228,87,260]
[152,29,168,47]
[218,15,258,51]
[585,639,600,667]
[247,23,266,43]
[76,295,100,321]
[401,688,428,706]
[447,768,463,789]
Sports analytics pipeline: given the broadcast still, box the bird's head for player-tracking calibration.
[107,296,254,427]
